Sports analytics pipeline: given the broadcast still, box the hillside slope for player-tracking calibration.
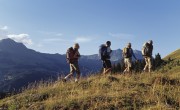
[0,46,179,110]
[164,49,180,60]
[159,49,180,73]
[0,71,179,110]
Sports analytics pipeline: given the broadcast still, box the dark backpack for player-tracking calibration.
[66,47,74,63]
[99,44,108,60]
[123,47,132,58]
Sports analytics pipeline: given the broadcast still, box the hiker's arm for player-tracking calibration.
[66,52,70,59]
[109,47,112,54]
[74,51,80,58]
[110,50,112,54]
[78,51,81,57]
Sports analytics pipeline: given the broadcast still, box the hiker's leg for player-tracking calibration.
[148,57,152,72]
[102,60,107,74]
[76,67,81,81]
[104,68,112,74]
[64,64,74,79]
[143,57,148,72]
[76,72,80,80]
[104,60,112,74]
[128,67,132,74]
[124,58,131,73]
[103,68,106,74]
[127,65,130,73]
[75,71,80,82]
[123,58,128,73]
[123,67,127,73]
[64,73,73,79]
[103,60,108,74]
[128,58,132,73]
[73,61,81,82]
[64,72,74,80]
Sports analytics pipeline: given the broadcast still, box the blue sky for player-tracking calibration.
[0,0,180,57]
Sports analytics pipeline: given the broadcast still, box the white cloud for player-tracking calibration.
[0,25,33,45]
[0,26,8,30]
[74,37,92,43]
[7,34,33,45]
[109,32,135,40]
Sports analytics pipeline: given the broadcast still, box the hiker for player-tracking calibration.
[142,40,153,72]
[99,41,112,74]
[122,43,137,74]
[64,43,81,82]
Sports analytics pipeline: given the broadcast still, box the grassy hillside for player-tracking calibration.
[0,71,179,110]
[164,49,180,60]
[0,49,180,110]
[158,49,180,73]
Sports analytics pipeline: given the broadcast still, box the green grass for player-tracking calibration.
[0,70,179,110]
[158,49,180,73]
[164,49,180,60]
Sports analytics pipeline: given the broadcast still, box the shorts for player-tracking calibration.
[124,58,132,68]
[144,56,152,69]
[70,61,80,74]
[102,60,112,68]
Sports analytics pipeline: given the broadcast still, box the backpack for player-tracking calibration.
[66,47,74,63]
[123,47,132,58]
[142,43,151,56]
[99,44,108,60]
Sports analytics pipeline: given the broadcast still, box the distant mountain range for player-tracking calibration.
[0,38,143,92]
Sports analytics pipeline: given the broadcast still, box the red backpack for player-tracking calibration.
[66,47,75,63]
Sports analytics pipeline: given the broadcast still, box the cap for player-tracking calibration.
[127,42,131,47]
[106,41,111,46]
[149,40,153,44]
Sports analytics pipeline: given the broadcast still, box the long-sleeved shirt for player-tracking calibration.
[73,48,81,60]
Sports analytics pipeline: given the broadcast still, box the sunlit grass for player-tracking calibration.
[0,70,179,110]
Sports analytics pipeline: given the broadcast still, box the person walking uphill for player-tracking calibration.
[64,43,81,82]
[99,41,112,75]
[122,43,137,74]
[142,40,153,72]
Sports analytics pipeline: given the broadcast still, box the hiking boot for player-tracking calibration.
[75,78,78,83]
[62,78,67,82]
[122,72,126,75]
